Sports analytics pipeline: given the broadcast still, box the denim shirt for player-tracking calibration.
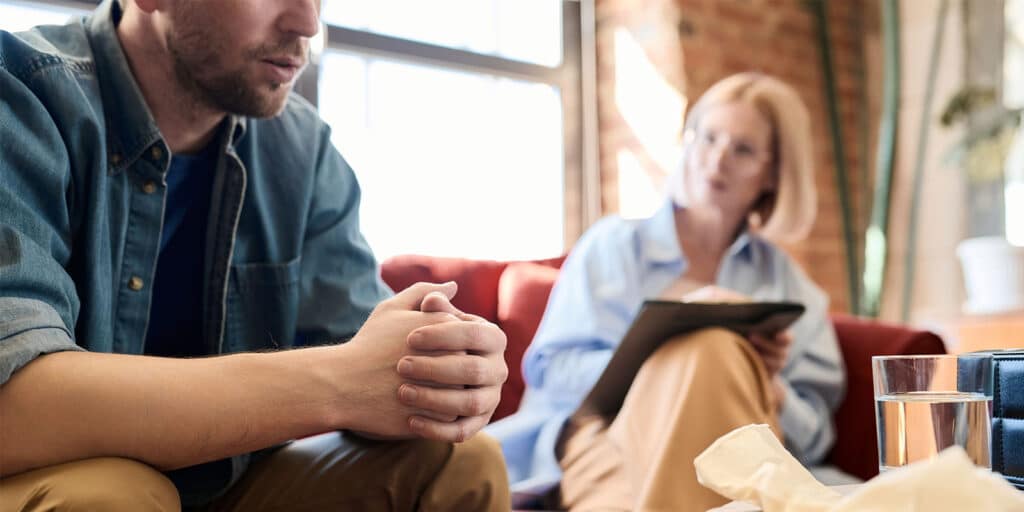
[0,0,391,504]
[486,198,846,491]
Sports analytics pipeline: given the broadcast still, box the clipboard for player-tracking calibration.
[577,300,806,418]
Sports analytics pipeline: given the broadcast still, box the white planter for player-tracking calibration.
[957,236,1024,314]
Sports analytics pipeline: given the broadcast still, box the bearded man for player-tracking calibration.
[0,1,510,510]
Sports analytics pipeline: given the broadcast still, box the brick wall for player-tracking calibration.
[594,0,877,313]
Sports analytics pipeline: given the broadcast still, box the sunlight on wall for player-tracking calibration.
[613,27,685,219]
[617,149,662,219]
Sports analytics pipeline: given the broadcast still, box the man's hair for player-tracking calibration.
[665,72,817,244]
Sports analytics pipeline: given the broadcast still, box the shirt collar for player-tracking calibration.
[86,0,247,174]
[639,197,756,267]
[230,116,247,145]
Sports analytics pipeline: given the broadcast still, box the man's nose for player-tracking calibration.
[279,0,320,39]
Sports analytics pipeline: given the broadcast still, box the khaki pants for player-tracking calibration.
[0,431,510,512]
[555,328,781,512]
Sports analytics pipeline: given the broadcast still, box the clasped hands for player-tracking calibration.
[343,282,508,443]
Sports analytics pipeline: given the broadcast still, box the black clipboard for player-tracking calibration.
[577,300,805,418]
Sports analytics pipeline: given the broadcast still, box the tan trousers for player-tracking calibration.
[555,328,781,512]
[0,431,510,512]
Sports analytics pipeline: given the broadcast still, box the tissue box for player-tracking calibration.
[963,350,1024,490]
[990,350,1024,491]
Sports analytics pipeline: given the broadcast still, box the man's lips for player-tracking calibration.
[264,55,305,68]
[260,56,305,83]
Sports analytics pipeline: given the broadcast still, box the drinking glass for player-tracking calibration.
[872,354,993,472]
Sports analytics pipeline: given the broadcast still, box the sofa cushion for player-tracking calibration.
[826,314,947,480]
[380,255,508,322]
[495,261,561,420]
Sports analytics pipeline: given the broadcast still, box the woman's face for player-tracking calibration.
[683,101,776,217]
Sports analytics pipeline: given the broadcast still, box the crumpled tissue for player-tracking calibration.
[694,424,1024,512]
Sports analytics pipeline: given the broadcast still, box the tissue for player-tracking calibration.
[695,424,1024,512]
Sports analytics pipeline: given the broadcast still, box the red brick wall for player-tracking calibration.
[594,0,877,313]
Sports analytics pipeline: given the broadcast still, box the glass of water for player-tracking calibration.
[872,354,993,472]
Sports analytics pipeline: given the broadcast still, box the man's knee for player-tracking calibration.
[452,432,508,485]
[7,457,180,512]
[422,433,510,511]
[394,437,454,469]
[403,433,506,486]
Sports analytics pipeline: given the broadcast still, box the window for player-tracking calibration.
[318,51,565,260]
[318,1,589,260]
[0,0,85,33]
[321,0,563,67]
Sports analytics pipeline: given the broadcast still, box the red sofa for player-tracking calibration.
[380,254,947,481]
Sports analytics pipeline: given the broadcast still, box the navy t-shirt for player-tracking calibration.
[144,144,217,357]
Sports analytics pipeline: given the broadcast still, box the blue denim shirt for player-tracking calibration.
[0,0,391,504]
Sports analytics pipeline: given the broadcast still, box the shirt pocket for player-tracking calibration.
[224,256,301,353]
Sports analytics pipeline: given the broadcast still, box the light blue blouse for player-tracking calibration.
[485,199,846,492]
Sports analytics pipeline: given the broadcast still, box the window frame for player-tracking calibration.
[319,1,597,247]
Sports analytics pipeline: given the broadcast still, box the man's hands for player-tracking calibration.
[396,291,508,442]
[337,282,508,443]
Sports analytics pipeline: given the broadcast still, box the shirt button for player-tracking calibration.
[142,181,157,194]
[110,153,123,166]
[128,276,144,291]
[151,146,164,161]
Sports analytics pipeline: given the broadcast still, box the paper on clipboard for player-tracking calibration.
[576,300,805,418]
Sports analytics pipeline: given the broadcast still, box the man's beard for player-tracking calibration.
[166,21,303,118]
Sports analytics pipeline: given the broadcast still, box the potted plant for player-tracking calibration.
[940,86,1024,314]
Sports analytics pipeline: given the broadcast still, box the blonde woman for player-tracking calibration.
[488,72,846,511]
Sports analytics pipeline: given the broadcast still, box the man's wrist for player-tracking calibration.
[254,344,351,432]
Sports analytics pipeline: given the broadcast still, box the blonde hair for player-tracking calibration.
[667,72,816,244]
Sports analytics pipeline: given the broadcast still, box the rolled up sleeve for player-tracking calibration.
[0,297,82,384]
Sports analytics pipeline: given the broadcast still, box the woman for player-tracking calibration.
[487,72,846,511]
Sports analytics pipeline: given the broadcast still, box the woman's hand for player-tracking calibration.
[748,330,792,378]
[748,329,794,413]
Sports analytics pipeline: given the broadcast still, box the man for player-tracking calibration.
[0,0,510,510]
